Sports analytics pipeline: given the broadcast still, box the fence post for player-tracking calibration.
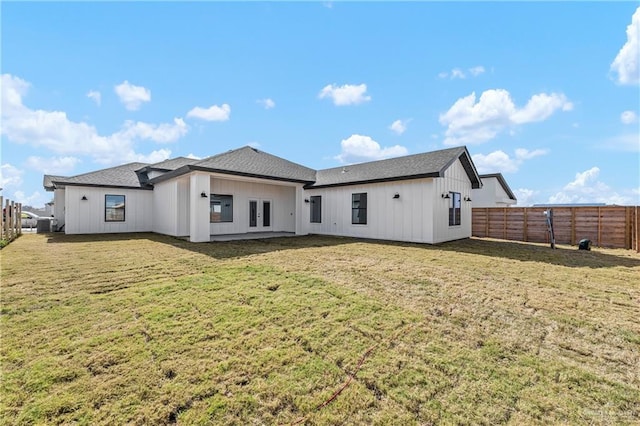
[17,203,22,235]
[571,207,576,246]
[0,195,3,241]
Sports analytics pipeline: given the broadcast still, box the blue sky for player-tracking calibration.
[2,2,639,208]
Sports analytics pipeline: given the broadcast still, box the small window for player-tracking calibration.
[352,193,367,225]
[211,194,233,222]
[449,192,461,226]
[105,195,125,222]
[310,196,322,223]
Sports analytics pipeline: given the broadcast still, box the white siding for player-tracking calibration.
[152,180,179,236]
[209,176,297,235]
[302,178,436,243]
[472,177,516,207]
[53,188,65,230]
[176,177,190,236]
[432,160,473,243]
[64,186,153,234]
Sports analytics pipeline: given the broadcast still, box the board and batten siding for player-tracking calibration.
[432,159,473,243]
[53,188,66,230]
[302,178,435,243]
[64,186,153,234]
[152,177,190,237]
[209,175,298,235]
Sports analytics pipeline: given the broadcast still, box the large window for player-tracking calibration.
[310,196,322,223]
[105,195,125,222]
[449,192,461,226]
[210,194,233,222]
[352,193,367,225]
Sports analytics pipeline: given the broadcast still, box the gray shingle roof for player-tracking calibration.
[152,146,318,184]
[43,146,482,191]
[48,162,151,189]
[43,175,68,190]
[142,157,199,172]
[310,146,481,189]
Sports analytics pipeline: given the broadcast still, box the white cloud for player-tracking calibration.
[389,119,410,135]
[513,188,538,207]
[114,80,151,111]
[257,98,275,109]
[439,89,573,145]
[438,65,485,79]
[186,153,201,160]
[25,156,80,175]
[621,110,638,124]
[119,118,188,143]
[0,164,24,189]
[469,66,486,76]
[472,148,548,174]
[335,134,408,163]
[318,83,371,106]
[1,73,188,166]
[610,7,640,85]
[187,104,231,121]
[87,90,101,106]
[12,190,46,207]
[603,133,640,152]
[133,149,172,164]
[548,167,635,205]
[451,68,466,79]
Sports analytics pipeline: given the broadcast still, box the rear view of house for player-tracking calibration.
[44,146,482,244]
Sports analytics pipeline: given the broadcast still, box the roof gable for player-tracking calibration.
[151,146,317,184]
[479,173,516,201]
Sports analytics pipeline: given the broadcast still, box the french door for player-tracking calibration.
[249,199,272,230]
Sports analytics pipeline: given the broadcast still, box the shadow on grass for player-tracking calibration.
[45,232,640,269]
[45,232,355,260]
[432,237,640,269]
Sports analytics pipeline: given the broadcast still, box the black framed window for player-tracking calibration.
[449,192,461,226]
[210,194,233,222]
[310,196,321,223]
[105,195,125,222]
[352,193,367,225]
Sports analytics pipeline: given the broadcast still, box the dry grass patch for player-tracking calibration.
[1,233,639,425]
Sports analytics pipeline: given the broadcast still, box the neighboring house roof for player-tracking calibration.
[43,146,483,191]
[479,173,516,201]
[310,146,481,189]
[43,175,68,191]
[151,146,318,185]
[45,162,151,190]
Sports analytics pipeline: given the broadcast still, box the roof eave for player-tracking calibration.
[149,165,315,185]
[306,172,441,189]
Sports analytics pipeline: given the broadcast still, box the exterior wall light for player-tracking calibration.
[201,192,208,198]
[441,193,450,199]
[464,196,472,202]
[393,193,400,199]
[304,199,310,203]
[81,195,88,201]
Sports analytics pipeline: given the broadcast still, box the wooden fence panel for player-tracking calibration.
[472,206,639,250]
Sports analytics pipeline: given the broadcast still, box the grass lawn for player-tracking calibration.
[1,233,639,425]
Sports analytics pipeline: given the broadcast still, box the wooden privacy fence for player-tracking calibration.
[472,206,639,250]
[1,196,23,242]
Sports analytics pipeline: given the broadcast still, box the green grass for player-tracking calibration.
[1,233,639,425]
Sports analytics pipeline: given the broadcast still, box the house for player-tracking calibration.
[471,173,517,208]
[43,145,482,244]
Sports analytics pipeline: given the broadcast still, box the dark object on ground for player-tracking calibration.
[578,239,592,251]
